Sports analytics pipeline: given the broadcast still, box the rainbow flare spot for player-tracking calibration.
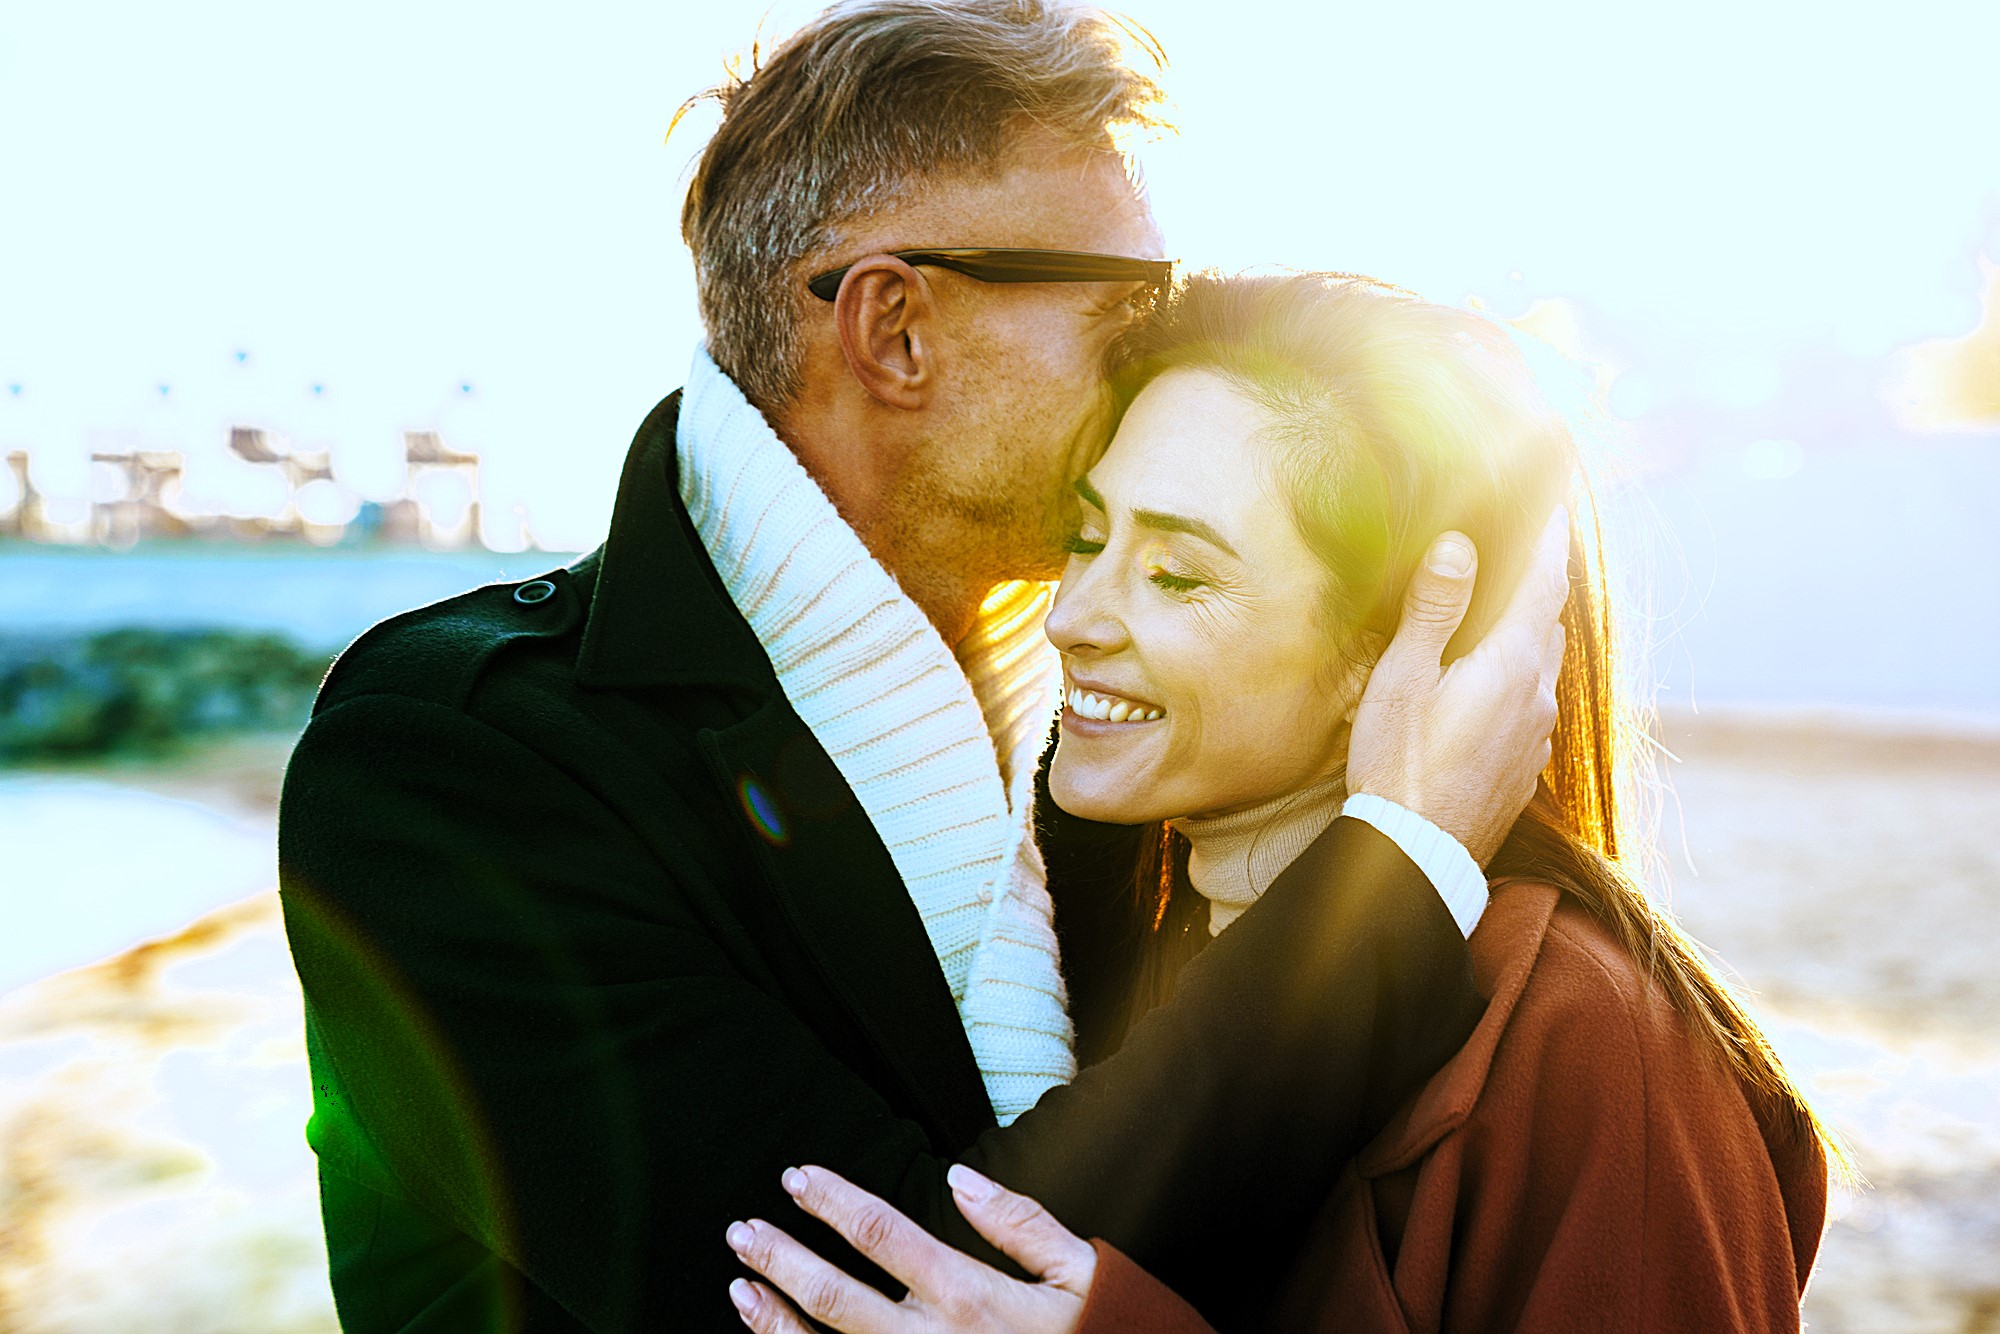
[737,775,789,846]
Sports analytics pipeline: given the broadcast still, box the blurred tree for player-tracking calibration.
[0,629,331,760]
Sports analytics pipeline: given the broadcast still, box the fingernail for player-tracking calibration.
[729,1278,758,1315]
[726,1221,754,1253]
[1427,535,1473,577]
[781,1167,808,1196]
[947,1164,997,1201]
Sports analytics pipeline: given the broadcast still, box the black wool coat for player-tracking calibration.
[277,392,1485,1332]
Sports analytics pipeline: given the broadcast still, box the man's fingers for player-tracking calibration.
[1373,532,1478,680]
[947,1165,1096,1290]
[730,1278,820,1334]
[782,1165,951,1303]
[1525,738,1553,804]
[1543,618,1567,679]
[1493,505,1572,647]
[726,1216,900,1334]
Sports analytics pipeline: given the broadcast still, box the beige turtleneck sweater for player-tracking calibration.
[1169,775,1349,935]
[1168,776,1491,938]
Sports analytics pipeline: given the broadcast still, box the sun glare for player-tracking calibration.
[1889,256,2000,432]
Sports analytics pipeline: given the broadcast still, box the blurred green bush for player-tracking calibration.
[0,629,333,761]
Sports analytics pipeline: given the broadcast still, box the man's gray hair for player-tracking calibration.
[679,0,1169,412]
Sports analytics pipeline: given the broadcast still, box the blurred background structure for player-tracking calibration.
[1,1,1996,1330]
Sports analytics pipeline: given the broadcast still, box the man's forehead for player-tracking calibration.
[842,143,1164,259]
[979,146,1163,254]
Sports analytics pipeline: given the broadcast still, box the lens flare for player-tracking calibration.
[737,775,788,846]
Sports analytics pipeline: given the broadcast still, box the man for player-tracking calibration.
[278,2,1563,1329]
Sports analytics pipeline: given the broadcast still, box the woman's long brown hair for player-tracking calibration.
[1107,272,1848,1175]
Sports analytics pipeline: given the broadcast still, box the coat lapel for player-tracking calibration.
[574,392,775,697]
[575,392,996,1148]
[1354,880,1558,1177]
[699,696,997,1148]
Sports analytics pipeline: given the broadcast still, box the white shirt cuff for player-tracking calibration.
[1339,793,1488,938]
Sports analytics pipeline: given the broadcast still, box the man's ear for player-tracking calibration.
[830,256,935,411]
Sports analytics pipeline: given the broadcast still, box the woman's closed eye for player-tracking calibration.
[1148,563,1206,595]
[1062,527,1107,556]
[1064,527,1213,596]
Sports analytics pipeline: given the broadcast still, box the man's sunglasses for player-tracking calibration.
[806,248,1174,302]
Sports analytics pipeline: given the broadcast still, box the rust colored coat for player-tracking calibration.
[1074,880,1829,1334]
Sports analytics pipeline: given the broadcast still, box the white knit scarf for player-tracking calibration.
[675,348,1075,1124]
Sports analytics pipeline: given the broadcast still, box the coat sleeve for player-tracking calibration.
[1399,921,1822,1334]
[281,691,1483,1330]
[1073,1242,1218,1334]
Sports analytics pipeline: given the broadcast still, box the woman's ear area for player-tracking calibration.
[830,255,936,411]
[1336,635,1382,724]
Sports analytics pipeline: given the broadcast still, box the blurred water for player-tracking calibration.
[0,545,579,651]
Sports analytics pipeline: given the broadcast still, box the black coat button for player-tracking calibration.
[513,579,557,605]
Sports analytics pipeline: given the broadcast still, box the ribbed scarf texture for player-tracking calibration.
[676,348,1075,1124]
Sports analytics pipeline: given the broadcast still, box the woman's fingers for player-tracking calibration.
[726,1216,901,1333]
[947,1165,1098,1293]
[729,1278,819,1334]
[782,1165,958,1301]
[729,1166,1093,1334]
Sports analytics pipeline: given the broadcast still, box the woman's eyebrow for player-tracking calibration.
[1130,508,1240,559]
[1070,477,1240,559]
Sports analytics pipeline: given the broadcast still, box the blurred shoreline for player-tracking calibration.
[1661,701,2000,744]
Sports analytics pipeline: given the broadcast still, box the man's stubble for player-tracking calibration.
[882,382,1114,601]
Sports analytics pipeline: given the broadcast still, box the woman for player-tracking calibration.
[720,272,1838,1332]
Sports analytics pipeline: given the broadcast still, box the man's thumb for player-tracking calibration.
[1390,532,1477,659]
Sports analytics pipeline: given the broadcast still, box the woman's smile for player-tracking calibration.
[1062,671,1166,727]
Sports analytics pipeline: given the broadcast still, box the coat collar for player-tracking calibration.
[573,391,780,696]
[1354,879,1561,1177]
[572,390,998,1148]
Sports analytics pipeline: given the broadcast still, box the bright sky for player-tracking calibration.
[2,0,1995,550]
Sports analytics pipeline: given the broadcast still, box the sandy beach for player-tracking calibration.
[2,711,1996,1331]
[1653,708,2000,1332]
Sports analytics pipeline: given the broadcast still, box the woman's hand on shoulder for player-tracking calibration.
[724,1163,1095,1334]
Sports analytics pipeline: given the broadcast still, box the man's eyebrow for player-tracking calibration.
[1072,476,1105,509]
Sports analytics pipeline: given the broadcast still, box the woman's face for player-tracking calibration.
[1045,368,1365,825]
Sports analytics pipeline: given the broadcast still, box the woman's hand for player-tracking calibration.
[724,1163,1096,1334]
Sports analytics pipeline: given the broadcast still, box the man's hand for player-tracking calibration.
[1346,507,1571,866]
[725,1164,1094,1334]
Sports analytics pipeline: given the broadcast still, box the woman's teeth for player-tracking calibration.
[1066,687,1163,723]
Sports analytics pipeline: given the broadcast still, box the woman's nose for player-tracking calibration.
[1045,561,1127,656]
